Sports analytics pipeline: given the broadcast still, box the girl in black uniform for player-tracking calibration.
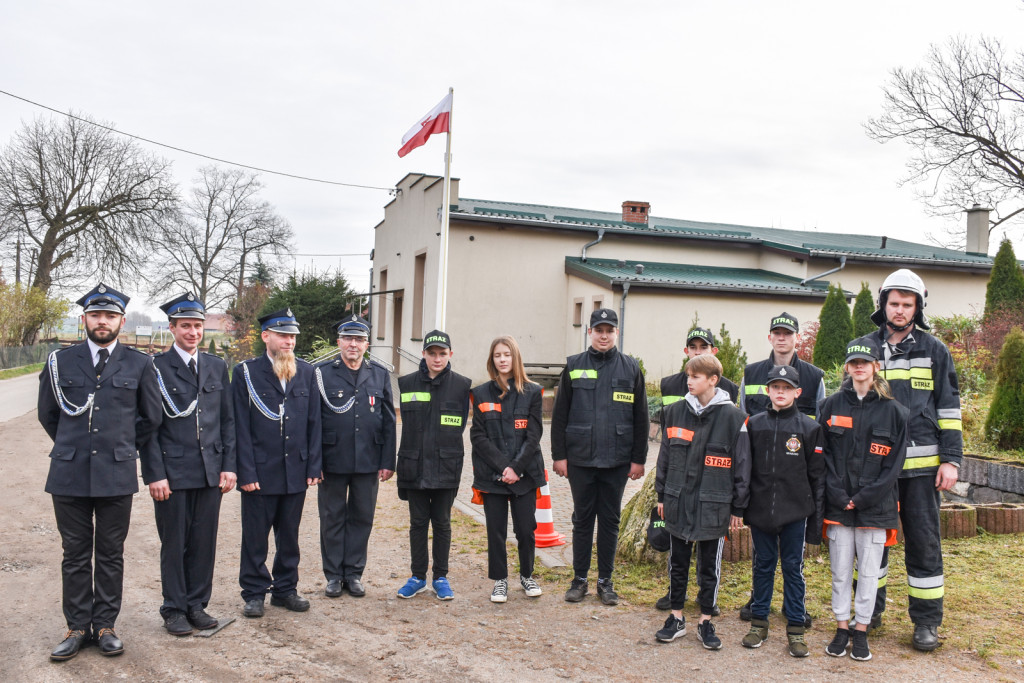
[470,336,546,603]
[820,338,907,662]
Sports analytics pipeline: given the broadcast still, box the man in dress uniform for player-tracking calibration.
[38,283,162,660]
[232,308,322,617]
[315,315,396,598]
[142,292,237,636]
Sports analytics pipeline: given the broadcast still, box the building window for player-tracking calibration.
[573,299,583,327]
[413,253,426,338]
[593,298,603,311]
[378,269,388,339]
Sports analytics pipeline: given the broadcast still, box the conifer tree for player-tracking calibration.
[852,281,876,336]
[984,239,1024,318]
[813,284,853,370]
[985,327,1024,450]
[715,324,747,381]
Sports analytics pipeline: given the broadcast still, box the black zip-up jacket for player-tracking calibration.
[864,328,963,476]
[821,383,909,529]
[655,390,751,541]
[469,380,544,495]
[743,403,826,543]
[396,360,471,492]
[551,345,648,467]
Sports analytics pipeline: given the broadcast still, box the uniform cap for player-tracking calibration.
[160,292,206,320]
[335,314,370,338]
[590,308,619,328]
[76,283,129,314]
[686,327,716,347]
[769,312,798,332]
[766,364,800,388]
[259,308,300,335]
[845,337,881,363]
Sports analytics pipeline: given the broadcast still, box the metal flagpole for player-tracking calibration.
[436,87,454,330]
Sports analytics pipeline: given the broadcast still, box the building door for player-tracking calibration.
[392,292,404,370]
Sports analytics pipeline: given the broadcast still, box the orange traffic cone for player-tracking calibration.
[534,468,565,547]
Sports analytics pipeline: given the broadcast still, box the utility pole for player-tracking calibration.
[15,239,21,284]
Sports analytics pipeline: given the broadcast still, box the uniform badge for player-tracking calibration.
[785,436,801,454]
[779,368,787,376]
[337,390,344,397]
[286,308,293,317]
[601,311,608,318]
[369,395,376,413]
[187,292,195,301]
[98,284,107,293]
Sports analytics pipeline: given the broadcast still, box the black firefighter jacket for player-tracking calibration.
[142,349,236,489]
[743,403,826,543]
[396,360,471,492]
[39,341,162,497]
[470,379,545,495]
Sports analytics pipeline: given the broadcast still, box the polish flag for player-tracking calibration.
[398,93,452,158]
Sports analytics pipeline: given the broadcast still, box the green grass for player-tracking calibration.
[0,362,43,380]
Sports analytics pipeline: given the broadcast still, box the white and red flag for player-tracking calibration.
[397,92,452,158]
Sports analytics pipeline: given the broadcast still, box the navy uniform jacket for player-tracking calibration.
[142,349,237,489]
[39,342,162,497]
[315,357,396,475]
[232,354,322,495]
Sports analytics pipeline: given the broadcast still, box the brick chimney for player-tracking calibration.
[965,203,991,255]
[622,201,650,225]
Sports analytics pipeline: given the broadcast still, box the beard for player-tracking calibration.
[86,324,120,345]
[272,349,297,383]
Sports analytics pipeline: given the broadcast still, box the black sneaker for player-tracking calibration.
[850,629,871,661]
[739,596,753,621]
[655,591,671,611]
[655,614,686,642]
[825,627,851,657]
[564,577,588,603]
[697,620,722,650]
[596,579,618,606]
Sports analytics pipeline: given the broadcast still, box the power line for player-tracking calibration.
[0,88,396,193]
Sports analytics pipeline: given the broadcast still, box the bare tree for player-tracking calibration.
[866,37,1024,246]
[0,114,177,339]
[149,166,292,310]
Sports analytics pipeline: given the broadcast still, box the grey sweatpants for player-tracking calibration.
[827,524,886,626]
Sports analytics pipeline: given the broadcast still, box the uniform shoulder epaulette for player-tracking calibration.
[199,351,219,359]
[124,345,148,356]
[297,357,313,367]
[368,358,390,372]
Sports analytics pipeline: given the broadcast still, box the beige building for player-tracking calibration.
[371,173,996,384]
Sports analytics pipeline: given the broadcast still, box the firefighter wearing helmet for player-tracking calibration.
[860,268,962,651]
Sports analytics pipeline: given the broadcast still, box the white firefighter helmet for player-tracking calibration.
[870,268,929,330]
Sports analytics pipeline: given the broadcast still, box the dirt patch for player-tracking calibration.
[0,411,1017,681]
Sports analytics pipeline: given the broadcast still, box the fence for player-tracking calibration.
[0,342,62,370]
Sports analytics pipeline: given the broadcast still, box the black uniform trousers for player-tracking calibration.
[871,476,944,626]
[318,472,379,582]
[406,488,458,581]
[668,535,724,613]
[567,463,630,579]
[153,486,221,617]
[239,491,306,601]
[482,491,537,580]
[52,494,133,631]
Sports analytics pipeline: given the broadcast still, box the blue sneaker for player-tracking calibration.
[397,576,427,599]
[432,577,454,600]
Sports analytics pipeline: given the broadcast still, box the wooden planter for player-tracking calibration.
[722,525,752,563]
[975,503,1024,535]
[939,503,977,539]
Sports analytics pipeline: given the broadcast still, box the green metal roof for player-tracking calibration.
[452,198,994,269]
[566,257,848,298]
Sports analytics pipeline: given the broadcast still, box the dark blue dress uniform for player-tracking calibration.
[37,283,162,650]
[232,339,322,604]
[142,292,236,627]
[316,319,396,588]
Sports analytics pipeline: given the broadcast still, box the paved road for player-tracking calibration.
[0,373,39,424]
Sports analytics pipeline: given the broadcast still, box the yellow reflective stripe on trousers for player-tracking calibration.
[907,575,944,599]
[569,369,597,380]
[662,395,683,405]
[401,392,431,403]
[907,585,943,599]
[937,419,962,431]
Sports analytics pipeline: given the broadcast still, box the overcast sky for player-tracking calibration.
[2,1,1023,315]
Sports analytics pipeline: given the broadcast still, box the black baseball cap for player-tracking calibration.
[590,308,618,328]
[423,330,452,350]
[686,327,716,346]
[769,312,799,332]
[845,337,880,363]
[766,364,800,388]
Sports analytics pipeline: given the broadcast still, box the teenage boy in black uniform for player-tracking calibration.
[233,309,322,618]
[395,330,471,600]
[315,315,396,599]
[552,308,648,606]
[144,292,236,636]
[39,283,162,660]
[738,311,825,622]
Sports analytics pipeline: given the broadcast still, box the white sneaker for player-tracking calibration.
[490,579,508,603]
[520,575,543,597]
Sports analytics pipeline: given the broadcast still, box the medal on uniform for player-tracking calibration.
[369,395,376,413]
